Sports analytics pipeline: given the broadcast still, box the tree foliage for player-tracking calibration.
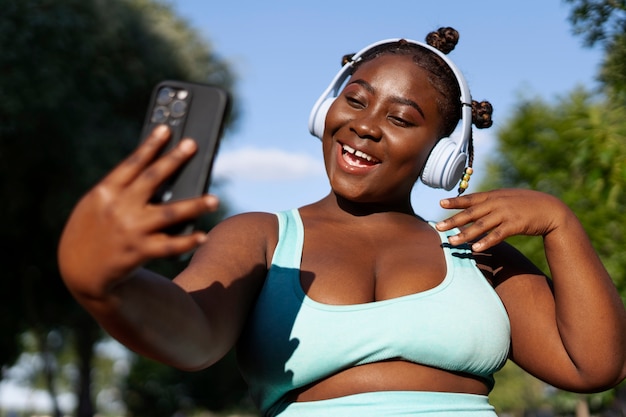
[0,0,236,414]
[565,0,626,101]
[485,3,626,416]
[482,89,626,294]
[482,90,626,417]
[564,0,626,46]
[600,33,626,98]
[123,351,254,417]
[483,20,626,417]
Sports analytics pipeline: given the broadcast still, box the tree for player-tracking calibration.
[486,4,626,416]
[123,351,254,417]
[482,85,626,417]
[482,89,626,288]
[565,0,626,99]
[0,0,236,415]
[564,0,626,46]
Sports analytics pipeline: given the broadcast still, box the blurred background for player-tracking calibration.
[0,0,625,416]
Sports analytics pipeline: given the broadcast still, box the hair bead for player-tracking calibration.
[457,167,474,195]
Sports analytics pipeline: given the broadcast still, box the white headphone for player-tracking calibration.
[308,38,472,191]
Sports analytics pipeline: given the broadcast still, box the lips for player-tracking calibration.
[341,143,380,168]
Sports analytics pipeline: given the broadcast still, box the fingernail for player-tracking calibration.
[204,194,219,207]
[179,139,197,153]
[154,124,169,137]
[440,199,449,207]
[196,233,208,244]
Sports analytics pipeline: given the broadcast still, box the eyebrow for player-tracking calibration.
[348,79,426,119]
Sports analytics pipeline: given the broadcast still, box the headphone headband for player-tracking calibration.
[308,38,473,191]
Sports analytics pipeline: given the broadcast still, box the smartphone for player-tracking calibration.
[140,80,230,234]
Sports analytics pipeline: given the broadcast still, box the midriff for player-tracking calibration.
[292,360,490,402]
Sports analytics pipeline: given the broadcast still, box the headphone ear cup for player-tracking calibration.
[309,97,335,139]
[421,138,468,191]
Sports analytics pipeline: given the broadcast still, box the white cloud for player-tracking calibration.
[214,146,325,181]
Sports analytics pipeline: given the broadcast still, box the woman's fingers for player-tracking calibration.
[437,192,490,230]
[142,231,209,259]
[129,138,198,201]
[437,191,515,251]
[136,196,220,258]
[101,124,171,189]
[436,189,568,252]
[139,194,220,233]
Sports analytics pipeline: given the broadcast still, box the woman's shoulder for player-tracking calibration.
[186,211,282,277]
[210,211,280,243]
[475,241,546,289]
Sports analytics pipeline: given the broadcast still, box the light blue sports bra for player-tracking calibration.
[237,209,511,414]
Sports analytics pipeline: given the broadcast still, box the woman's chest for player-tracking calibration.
[299,225,448,305]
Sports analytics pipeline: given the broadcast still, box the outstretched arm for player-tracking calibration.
[58,125,269,370]
[436,188,626,392]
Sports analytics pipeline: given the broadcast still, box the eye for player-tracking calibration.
[344,93,366,109]
[388,114,415,128]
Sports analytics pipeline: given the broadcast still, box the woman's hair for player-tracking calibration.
[343,27,494,169]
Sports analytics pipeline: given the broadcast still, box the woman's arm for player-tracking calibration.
[64,213,272,371]
[58,125,271,370]
[436,189,626,392]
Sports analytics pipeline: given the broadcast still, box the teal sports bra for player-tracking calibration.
[237,209,511,414]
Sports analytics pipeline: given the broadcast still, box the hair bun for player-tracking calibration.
[472,100,493,129]
[425,27,459,54]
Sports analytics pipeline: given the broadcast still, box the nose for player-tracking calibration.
[351,113,383,141]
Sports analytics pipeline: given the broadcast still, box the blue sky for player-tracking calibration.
[169,0,603,221]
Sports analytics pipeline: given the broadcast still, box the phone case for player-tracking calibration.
[140,80,230,233]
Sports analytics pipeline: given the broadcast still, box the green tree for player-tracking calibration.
[482,79,626,417]
[565,0,626,100]
[0,0,236,415]
[564,0,626,46]
[486,3,626,416]
[123,351,255,417]
[482,89,626,288]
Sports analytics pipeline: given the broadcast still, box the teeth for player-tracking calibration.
[342,144,375,162]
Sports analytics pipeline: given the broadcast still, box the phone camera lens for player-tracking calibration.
[151,106,170,123]
[170,100,187,118]
[156,87,175,105]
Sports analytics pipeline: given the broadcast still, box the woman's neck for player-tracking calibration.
[316,191,418,218]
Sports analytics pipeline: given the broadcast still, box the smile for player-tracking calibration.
[341,144,380,166]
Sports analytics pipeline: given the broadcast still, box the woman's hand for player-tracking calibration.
[58,125,219,295]
[440,190,626,391]
[435,188,571,252]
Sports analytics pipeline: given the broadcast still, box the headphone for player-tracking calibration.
[308,38,473,191]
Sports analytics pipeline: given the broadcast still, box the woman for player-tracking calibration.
[58,27,626,416]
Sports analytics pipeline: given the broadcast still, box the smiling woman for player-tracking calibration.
[166,0,606,222]
[57,26,626,417]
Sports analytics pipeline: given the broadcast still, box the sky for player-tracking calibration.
[167,0,603,222]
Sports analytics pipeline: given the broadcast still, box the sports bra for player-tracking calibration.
[236,209,511,414]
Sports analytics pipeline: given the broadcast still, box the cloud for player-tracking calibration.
[214,146,325,181]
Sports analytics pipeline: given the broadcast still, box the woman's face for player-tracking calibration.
[322,53,444,208]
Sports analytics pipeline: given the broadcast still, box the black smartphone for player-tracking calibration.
[140,80,230,234]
